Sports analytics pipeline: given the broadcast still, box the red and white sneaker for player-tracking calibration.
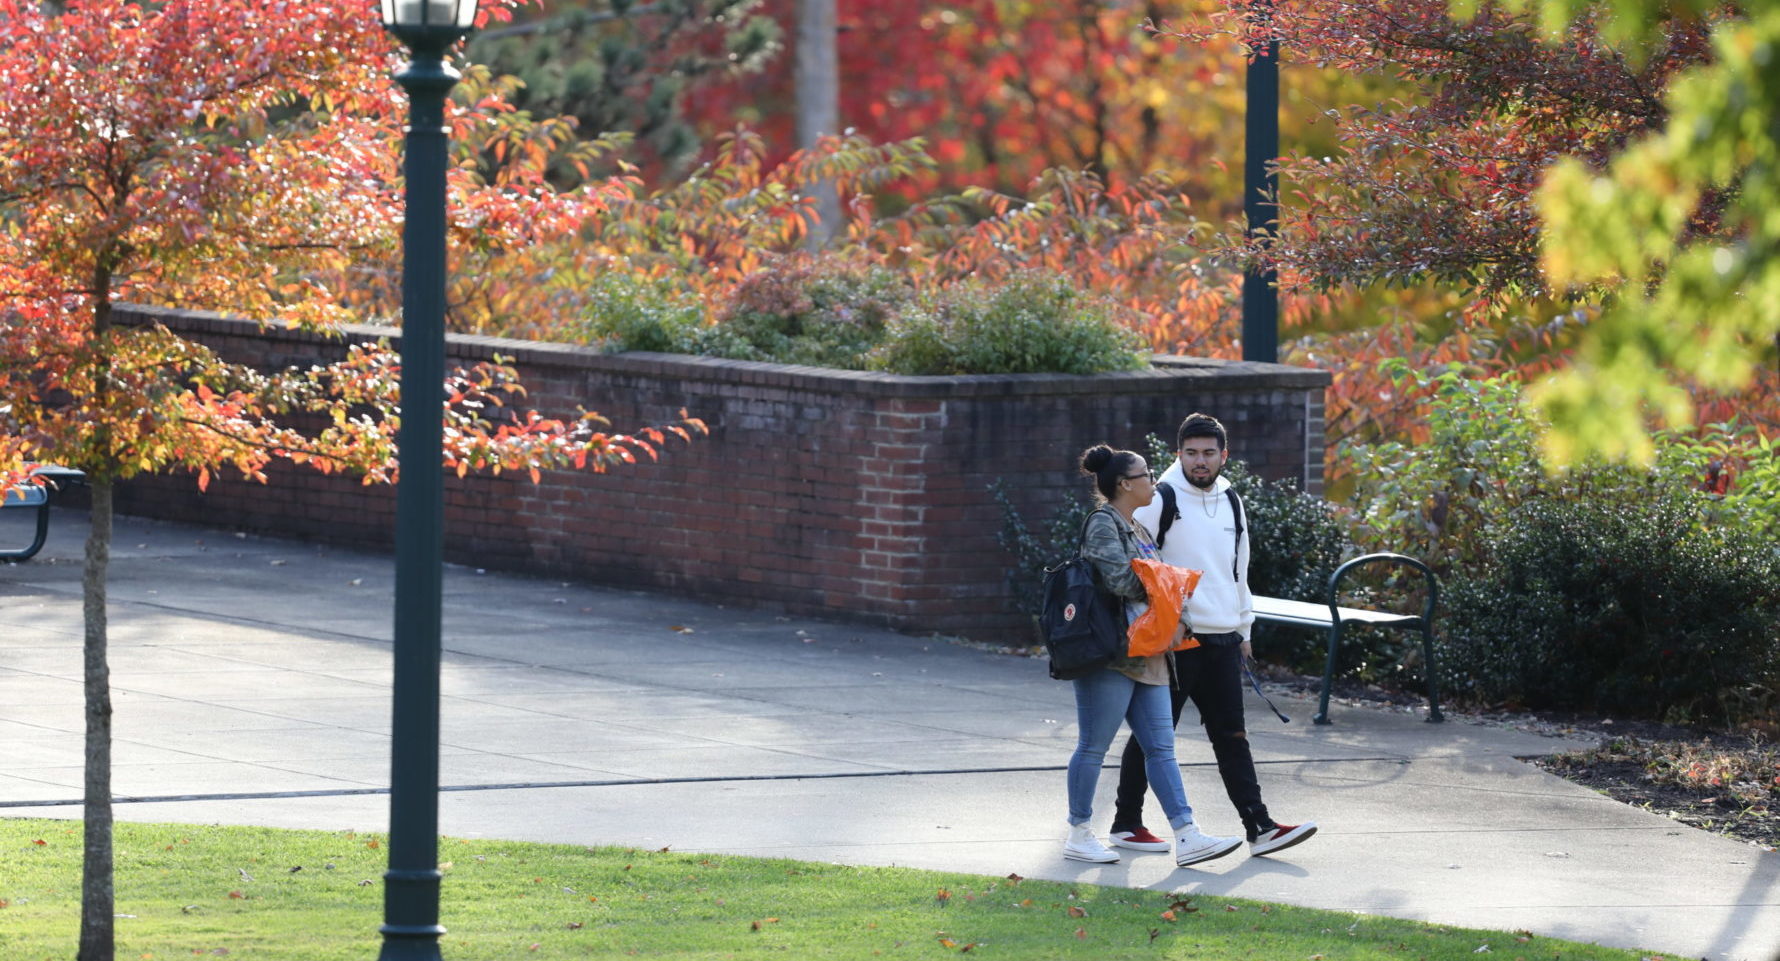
[1248,821,1317,857]
[1108,828,1172,852]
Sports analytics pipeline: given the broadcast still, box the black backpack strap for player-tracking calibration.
[1225,487,1244,582]
[1155,481,1179,548]
[1075,505,1121,556]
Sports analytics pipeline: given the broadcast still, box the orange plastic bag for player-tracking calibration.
[1127,559,1203,657]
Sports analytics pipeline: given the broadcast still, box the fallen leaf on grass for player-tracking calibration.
[1066,905,1086,918]
[226,892,244,900]
[1005,872,1023,883]
[365,840,379,849]
[1159,910,1177,922]
[935,888,951,906]
[938,938,956,948]
[1166,898,1197,913]
[1224,905,1239,912]
[31,839,46,846]
[1074,927,1087,940]
[565,922,584,930]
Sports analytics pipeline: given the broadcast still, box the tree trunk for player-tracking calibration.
[77,475,113,961]
[795,0,840,248]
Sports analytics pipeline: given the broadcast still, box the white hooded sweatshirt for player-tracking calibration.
[1130,460,1254,641]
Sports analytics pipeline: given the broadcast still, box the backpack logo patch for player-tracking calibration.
[1063,603,1077,623]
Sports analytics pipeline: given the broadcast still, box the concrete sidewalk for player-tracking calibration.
[1,510,1775,961]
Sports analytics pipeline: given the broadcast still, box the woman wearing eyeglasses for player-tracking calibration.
[1064,444,1243,867]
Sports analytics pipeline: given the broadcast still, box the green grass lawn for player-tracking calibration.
[0,817,1653,960]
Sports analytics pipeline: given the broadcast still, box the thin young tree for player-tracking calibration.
[0,3,700,958]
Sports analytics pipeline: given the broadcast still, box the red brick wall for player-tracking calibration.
[112,305,1331,639]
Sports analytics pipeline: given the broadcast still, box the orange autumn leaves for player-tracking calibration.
[0,0,704,495]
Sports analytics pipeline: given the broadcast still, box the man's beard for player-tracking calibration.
[1184,463,1222,490]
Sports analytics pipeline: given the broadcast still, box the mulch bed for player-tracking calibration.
[1531,734,1780,851]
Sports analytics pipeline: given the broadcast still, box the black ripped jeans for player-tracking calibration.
[1110,639,1273,838]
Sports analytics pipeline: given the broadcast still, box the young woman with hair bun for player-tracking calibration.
[1060,444,1242,868]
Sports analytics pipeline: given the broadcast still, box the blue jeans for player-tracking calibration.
[1068,667,1193,829]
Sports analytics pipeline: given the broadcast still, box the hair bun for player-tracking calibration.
[1079,444,1114,474]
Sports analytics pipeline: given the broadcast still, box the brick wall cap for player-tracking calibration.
[117,304,1332,394]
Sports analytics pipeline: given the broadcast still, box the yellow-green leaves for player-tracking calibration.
[1518,3,1780,464]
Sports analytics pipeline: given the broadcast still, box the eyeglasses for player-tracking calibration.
[1121,471,1153,482]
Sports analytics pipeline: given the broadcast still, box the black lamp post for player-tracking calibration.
[1241,0,1280,364]
[377,1,477,959]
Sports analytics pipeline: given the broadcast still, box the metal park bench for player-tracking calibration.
[1251,552,1444,725]
[1,466,86,562]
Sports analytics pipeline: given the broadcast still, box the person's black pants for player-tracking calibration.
[1110,641,1271,837]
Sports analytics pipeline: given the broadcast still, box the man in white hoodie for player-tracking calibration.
[1111,413,1318,858]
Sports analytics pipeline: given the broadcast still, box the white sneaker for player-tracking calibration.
[1174,823,1243,867]
[1063,824,1119,863]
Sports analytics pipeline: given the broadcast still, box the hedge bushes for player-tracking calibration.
[570,260,1149,376]
[1440,492,1780,725]
[866,271,1147,376]
[1342,363,1780,727]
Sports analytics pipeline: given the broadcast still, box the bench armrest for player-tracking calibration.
[1326,552,1438,626]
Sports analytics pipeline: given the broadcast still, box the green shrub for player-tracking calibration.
[1441,487,1780,726]
[1648,418,1780,545]
[868,271,1148,376]
[712,257,915,369]
[567,273,706,353]
[1341,363,1780,720]
[1341,361,1546,574]
[573,265,1150,376]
